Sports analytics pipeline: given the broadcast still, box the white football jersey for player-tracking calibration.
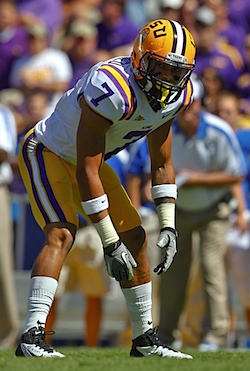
[35,56,193,164]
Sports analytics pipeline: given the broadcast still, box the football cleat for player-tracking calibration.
[130,327,193,359]
[15,322,65,358]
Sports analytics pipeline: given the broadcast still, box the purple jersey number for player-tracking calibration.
[90,82,114,107]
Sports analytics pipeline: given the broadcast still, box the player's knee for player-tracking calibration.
[60,227,75,248]
[120,225,147,252]
[46,227,74,253]
[134,225,147,245]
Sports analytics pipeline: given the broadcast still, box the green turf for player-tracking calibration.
[0,347,250,371]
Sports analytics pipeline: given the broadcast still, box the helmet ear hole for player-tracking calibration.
[139,53,150,75]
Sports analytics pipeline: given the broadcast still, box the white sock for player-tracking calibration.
[24,276,58,333]
[122,282,152,339]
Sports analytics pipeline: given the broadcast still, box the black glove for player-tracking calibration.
[103,240,137,281]
[154,227,178,275]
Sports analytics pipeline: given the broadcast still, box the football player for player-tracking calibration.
[16,19,196,358]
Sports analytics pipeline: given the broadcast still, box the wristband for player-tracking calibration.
[81,194,109,215]
[94,215,119,247]
[156,203,175,229]
[151,184,177,200]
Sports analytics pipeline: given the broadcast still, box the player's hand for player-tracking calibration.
[154,227,178,275]
[103,240,137,281]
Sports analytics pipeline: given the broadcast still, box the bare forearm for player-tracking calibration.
[76,164,109,222]
[151,162,175,186]
[180,170,244,187]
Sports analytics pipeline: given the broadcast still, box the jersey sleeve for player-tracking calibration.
[208,115,247,177]
[83,63,136,122]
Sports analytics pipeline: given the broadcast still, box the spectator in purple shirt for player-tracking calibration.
[205,0,246,54]
[16,0,63,40]
[236,33,250,98]
[0,0,28,90]
[236,33,250,116]
[95,0,139,62]
[61,19,98,89]
[194,6,243,91]
[228,0,250,35]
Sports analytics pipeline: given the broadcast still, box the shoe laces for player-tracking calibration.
[34,321,55,353]
[148,327,174,350]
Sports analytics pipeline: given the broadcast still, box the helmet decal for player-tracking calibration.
[169,20,186,55]
[149,22,167,39]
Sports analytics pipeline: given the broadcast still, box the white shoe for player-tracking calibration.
[130,328,193,359]
[15,322,65,358]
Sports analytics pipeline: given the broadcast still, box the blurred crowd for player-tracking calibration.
[1,0,250,352]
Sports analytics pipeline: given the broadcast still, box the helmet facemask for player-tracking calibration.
[137,52,194,107]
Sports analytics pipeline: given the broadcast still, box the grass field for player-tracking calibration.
[0,347,250,371]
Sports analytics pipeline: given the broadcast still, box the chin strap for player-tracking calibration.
[139,78,182,109]
[159,88,169,108]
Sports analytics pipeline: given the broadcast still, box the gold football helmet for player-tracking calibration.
[131,19,196,106]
